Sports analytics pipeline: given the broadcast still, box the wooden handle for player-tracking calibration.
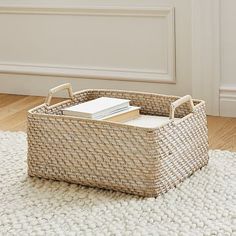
[45,83,74,106]
[169,95,194,120]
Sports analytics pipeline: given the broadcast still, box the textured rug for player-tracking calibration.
[0,131,235,236]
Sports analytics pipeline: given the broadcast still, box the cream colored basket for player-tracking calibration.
[27,83,209,197]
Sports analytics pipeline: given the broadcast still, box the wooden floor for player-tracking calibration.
[1,94,236,152]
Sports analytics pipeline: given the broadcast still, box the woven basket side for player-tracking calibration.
[27,89,208,197]
[152,102,209,194]
[27,114,159,197]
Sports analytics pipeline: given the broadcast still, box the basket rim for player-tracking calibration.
[73,88,205,101]
[28,89,206,132]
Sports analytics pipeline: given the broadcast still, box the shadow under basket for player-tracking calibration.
[27,83,209,197]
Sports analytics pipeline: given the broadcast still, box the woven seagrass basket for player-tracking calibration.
[27,83,209,197]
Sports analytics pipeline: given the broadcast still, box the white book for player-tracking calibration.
[62,97,130,119]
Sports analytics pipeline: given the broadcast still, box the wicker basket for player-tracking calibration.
[27,83,209,197]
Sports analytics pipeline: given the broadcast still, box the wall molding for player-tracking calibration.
[0,63,173,83]
[0,5,172,16]
[0,6,175,84]
[220,87,236,100]
[220,87,236,117]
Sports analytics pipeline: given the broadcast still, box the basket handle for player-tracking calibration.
[45,83,74,106]
[169,95,194,120]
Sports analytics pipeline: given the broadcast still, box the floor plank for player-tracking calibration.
[0,94,236,152]
[207,116,236,151]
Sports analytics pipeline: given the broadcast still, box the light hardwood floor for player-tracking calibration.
[1,94,236,152]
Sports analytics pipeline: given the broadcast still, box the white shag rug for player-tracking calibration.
[0,132,235,236]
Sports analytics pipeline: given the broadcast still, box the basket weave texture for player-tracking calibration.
[27,87,209,197]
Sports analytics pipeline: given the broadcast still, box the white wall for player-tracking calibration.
[220,0,236,117]
[0,6,175,83]
[0,0,187,94]
[0,0,220,115]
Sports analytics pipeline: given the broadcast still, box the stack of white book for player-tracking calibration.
[62,97,178,128]
[62,97,140,123]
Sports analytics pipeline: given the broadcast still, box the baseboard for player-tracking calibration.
[220,87,236,117]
